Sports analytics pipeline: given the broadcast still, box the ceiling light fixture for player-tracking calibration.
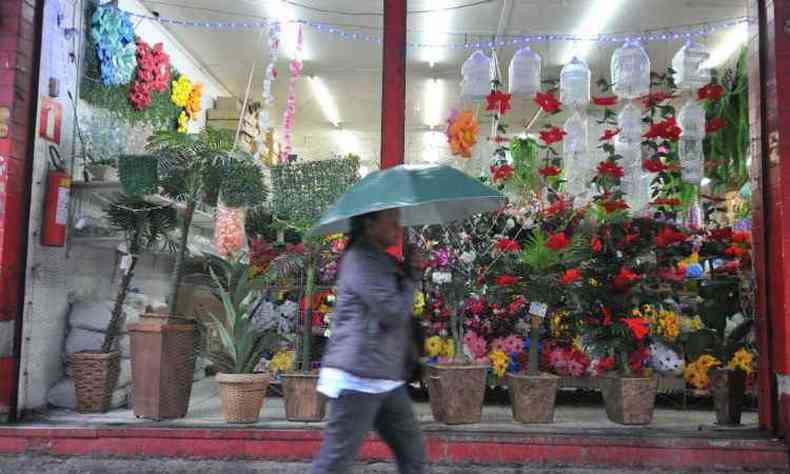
[309,76,340,126]
[334,128,360,155]
[702,22,748,69]
[422,1,452,67]
[424,78,444,128]
[561,0,626,64]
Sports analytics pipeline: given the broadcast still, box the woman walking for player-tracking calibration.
[310,208,427,474]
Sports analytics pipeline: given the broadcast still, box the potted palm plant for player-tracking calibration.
[203,253,277,424]
[71,195,175,413]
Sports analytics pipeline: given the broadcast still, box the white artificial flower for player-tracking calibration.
[460,251,476,265]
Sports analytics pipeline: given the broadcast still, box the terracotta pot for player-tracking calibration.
[281,373,326,422]
[128,315,197,420]
[70,351,121,413]
[216,373,270,424]
[507,373,559,424]
[600,375,657,425]
[710,368,746,426]
[426,364,486,425]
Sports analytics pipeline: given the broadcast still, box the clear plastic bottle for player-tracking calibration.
[611,39,651,99]
[560,56,591,108]
[672,40,712,90]
[679,138,704,184]
[563,112,590,198]
[461,50,492,100]
[509,47,542,98]
[678,99,707,140]
[618,102,643,143]
[616,139,651,215]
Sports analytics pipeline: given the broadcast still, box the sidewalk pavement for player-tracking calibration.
[0,456,783,474]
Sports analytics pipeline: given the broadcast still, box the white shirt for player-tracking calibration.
[316,367,404,399]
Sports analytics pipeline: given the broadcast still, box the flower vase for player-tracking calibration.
[507,373,559,424]
[426,364,486,425]
[600,375,657,425]
[710,368,746,426]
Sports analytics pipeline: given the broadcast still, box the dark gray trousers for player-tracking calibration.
[309,386,427,474]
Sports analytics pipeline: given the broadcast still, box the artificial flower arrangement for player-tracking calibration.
[171,74,204,133]
[445,110,480,158]
[91,5,137,86]
[128,40,172,111]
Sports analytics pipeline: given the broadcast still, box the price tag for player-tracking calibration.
[529,302,548,318]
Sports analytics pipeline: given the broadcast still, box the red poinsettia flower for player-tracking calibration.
[644,117,682,141]
[560,268,582,285]
[698,83,725,102]
[545,232,571,250]
[641,90,675,108]
[660,266,687,282]
[538,165,562,177]
[706,117,726,133]
[655,226,687,247]
[508,296,527,314]
[591,236,603,253]
[623,232,638,244]
[624,318,650,341]
[600,128,621,141]
[539,127,567,145]
[652,198,682,207]
[613,267,640,290]
[496,239,520,253]
[599,355,616,372]
[725,245,749,257]
[534,91,562,113]
[545,198,568,217]
[486,90,513,114]
[490,164,514,182]
[602,198,629,214]
[642,158,667,173]
[597,160,625,178]
[495,274,519,286]
[592,96,618,107]
[733,231,752,245]
[709,227,734,241]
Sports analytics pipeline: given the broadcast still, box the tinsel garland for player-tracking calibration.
[279,24,303,164]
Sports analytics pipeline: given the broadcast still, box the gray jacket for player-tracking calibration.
[321,242,417,380]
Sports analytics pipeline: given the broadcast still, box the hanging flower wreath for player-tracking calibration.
[91,5,137,86]
[445,110,480,158]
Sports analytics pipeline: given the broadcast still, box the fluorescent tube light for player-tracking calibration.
[702,23,748,69]
[309,76,340,126]
[561,0,626,64]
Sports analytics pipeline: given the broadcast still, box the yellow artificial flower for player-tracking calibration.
[728,348,755,374]
[177,111,189,133]
[425,336,444,358]
[682,315,704,332]
[549,310,570,339]
[656,309,680,342]
[572,335,584,351]
[269,350,295,374]
[171,75,193,107]
[413,291,426,317]
[489,350,510,378]
[683,354,721,390]
[441,338,455,359]
[185,82,204,117]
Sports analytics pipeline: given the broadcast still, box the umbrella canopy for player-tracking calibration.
[309,164,506,236]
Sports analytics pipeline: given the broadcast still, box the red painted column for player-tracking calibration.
[380,0,407,170]
[0,0,41,420]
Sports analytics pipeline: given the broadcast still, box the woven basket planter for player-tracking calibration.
[71,351,122,413]
[216,373,270,424]
[128,315,197,420]
[600,375,658,425]
[508,373,559,424]
[281,373,326,422]
[426,365,486,425]
[711,368,746,426]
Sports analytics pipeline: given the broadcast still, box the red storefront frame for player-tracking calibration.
[0,0,787,446]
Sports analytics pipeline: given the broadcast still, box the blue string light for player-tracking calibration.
[118,6,750,50]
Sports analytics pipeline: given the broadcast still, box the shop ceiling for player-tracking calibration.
[139,0,749,133]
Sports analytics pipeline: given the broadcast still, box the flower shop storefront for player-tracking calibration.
[2,0,790,470]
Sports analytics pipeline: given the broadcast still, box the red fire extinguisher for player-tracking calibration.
[41,146,70,247]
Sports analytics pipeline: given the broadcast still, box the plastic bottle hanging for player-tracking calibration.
[461,50,493,100]
[562,111,590,199]
[611,39,651,99]
[616,139,651,215]
[509,47,542,98]
[617,102,643,143]
[678,99,707,140]
[560,56,591,108]
[677,99,707,185]
[672,39,712,91]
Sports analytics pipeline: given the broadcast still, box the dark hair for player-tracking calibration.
[347,212,377,250]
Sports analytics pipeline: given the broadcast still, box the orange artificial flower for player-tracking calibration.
[446,111,480,158]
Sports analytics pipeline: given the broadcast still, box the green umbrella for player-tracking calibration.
[309,164,506,236]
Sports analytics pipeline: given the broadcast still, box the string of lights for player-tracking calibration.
[117,6,750,49]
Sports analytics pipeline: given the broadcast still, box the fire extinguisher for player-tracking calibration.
[41,146,70,247]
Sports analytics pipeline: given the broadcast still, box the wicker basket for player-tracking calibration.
[70,351,122,413]
[216,373,270,424]
[281,373,326,422]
